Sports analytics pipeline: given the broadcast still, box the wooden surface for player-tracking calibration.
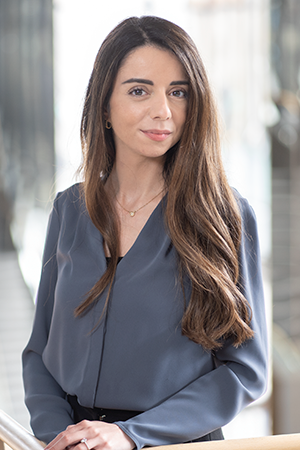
[153,434,300,449]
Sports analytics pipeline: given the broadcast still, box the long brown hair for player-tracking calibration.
[76,16,254,350]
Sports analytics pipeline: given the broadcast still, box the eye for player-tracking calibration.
[129,87,147,96]
[170,89,188,98]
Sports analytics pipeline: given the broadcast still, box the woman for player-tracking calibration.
[22,16,268,450]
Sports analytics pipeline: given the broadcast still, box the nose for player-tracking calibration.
[150,93,171,120]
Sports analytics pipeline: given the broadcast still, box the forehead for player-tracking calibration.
[116,45,187,80]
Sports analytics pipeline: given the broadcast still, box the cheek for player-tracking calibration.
[126,103,146,122]
[111,103,144,128]
[175,107,187,131]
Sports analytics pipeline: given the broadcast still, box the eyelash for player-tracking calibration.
[129,87,146,96]
[128,87,188,98]
[170,89,188,98]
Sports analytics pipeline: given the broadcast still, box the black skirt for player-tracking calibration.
[67,395,224,443]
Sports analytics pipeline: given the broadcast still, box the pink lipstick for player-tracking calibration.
[142,129,171,142]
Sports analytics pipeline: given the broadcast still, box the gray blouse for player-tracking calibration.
[22,183,268,449]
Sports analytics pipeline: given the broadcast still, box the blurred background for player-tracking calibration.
[0,0,300,441]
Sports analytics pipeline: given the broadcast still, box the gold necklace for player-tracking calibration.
[115,188,165,217]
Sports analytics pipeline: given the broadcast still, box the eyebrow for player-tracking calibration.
[122,78,189,86]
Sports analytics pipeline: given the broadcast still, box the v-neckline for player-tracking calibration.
[105,194,166,264]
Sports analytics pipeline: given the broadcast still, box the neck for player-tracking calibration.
[106,155,166,203]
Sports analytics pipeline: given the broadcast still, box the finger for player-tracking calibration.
[45,434,69,450]
[45,423,90,450]
[78,438,91,450]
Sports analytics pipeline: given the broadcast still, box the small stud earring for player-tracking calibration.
[105,120,112,129]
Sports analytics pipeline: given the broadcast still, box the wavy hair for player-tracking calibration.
[76,16,254,350]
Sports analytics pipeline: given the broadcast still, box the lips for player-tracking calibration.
[141,129,172,142]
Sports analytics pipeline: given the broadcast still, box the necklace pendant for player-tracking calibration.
[130,211,135,217]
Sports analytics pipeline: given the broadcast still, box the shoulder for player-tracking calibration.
[47,183,88,230]
[231,188,259,250]
[53,183,85,215]
[54,182,83,205]
[231,187,257,226]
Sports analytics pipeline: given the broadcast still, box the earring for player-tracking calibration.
[105,120,112,130]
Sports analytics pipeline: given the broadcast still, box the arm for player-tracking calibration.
[115,197,268,449]
[22,195,74,444]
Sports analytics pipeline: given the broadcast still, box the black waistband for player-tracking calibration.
[67,395,224,442]
[67,395,142,423]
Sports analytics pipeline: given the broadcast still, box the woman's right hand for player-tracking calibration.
[44,420,135,450]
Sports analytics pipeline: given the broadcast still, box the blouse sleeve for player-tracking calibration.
[116,197,269,449]
[22,194,74,444]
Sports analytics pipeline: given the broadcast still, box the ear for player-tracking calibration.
[104,105,111,121]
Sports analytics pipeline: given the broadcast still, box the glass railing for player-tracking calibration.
[1,409,300,450]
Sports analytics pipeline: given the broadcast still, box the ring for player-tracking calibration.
[80,438,90,450]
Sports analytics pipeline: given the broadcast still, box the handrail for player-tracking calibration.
[1,409,300,450]
[0,410,45,450]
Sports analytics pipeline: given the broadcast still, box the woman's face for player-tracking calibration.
[107,46,189,163]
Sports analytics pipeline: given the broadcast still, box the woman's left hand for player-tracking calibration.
[44,420,135,450]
